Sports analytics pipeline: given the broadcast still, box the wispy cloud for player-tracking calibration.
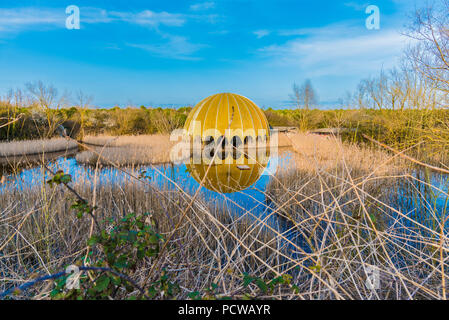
[0,6,187,34]
[343,2,369,11]
[0,7,64,32]
[260,23,410,76]
[106,10,186,27]
[0,6,210,60]
[128,34,207,60]
[278,21,362,37]
[253,30,270,39]
[189,2,215,11]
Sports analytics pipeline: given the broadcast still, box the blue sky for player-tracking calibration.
[0,0,422,108]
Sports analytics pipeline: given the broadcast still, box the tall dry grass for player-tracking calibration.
[82,134,172,148]
[76,133,292,166]
[0,164,282,299]
[0,138,78,168]
[0,138,77,157]
[265,133,448,299]
[0,133,448,300]
[286,132,404,176]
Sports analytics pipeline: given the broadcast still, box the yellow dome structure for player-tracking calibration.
[183,93,271,193]
[186,153,269,193]
[184,93,270,155]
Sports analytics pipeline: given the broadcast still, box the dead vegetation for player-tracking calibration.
[0,131,448,299]
[76,135,176,165]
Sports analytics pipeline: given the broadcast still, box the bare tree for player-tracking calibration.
[406,0,449,94]
[4,88,26,140]
[388,67,412,111]
[25,81,69,137]
[352,0,448,112]
[76,90,93,140]
[357,64,444,111]
[365,70,389,110]
[337,91,355,109]
[290,79,318,110]
[355,81,368,109]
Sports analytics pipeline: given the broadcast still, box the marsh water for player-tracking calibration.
[1,148,449,234]
[0,149,295,218]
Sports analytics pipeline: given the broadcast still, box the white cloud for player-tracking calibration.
[0,7,64,32]
[108,10,185,27]
[253,30,270,39]
[278,21,363,37]
[260,23,410,77]
[0,6,207,60]
[128,34,207,60]
[189,2,215,11]
[0,6,187,35]
[343,2,369,11]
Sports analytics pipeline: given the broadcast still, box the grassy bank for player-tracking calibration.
[0,104,190,140]
[266,108,449,165]
[1,103,448,165]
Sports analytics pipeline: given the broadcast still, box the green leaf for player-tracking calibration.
[282,274,292,284]
[60,174,72,184]
[87,236,99,246]
[310,265,321,272]
[255,279,268,293]
[95,275,110,292]
[242,273,253,287]
[114,259,128,269]
[137,248,145,260]
[242,293,252,300]
[149,234,159,245]
[111,276,121,286]
[291,284,300,294]
[188,291,201,300]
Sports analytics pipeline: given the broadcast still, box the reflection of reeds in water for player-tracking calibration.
[1,132,449,300]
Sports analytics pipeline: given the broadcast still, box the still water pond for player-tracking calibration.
[1,149,449,232]
[0,149,296,219]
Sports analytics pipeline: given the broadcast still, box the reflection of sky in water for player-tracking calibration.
[1,151,296,221]
[4,153,449,226]
[388,170,449,232]
[5,151,449,258]
[1,150,302,256]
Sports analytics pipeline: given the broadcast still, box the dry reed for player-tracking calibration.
[77,135,176,165]
[0,138,77,157]
[0,133,448,300]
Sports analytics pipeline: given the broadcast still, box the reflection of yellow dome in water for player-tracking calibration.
[184,93,270,143]
[186,155,269,193]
